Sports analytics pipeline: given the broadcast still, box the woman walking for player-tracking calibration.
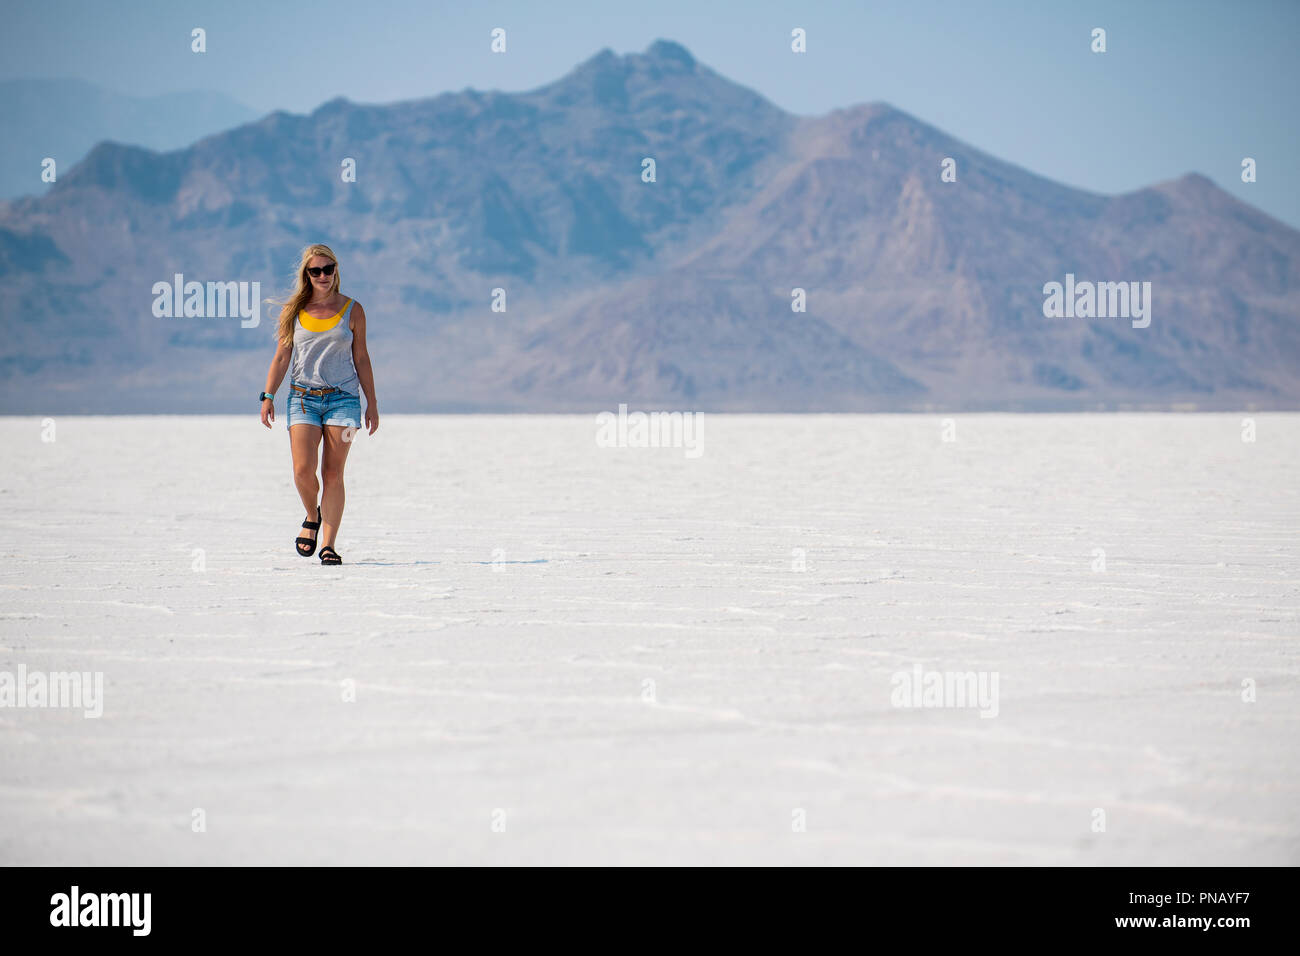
[259,244,378,564]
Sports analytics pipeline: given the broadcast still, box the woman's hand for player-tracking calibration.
[260,398,275,429]
[365,404,379,435]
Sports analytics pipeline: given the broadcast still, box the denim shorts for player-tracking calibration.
[286,384,362,429]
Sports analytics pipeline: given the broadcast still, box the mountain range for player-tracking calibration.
[0,78,257,202]
[1,39,1297,413]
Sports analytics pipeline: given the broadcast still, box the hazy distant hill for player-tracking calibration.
[0,41,1296,413]
[0,78,257,202]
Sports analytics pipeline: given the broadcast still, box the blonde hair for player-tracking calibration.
[272,243,341,348]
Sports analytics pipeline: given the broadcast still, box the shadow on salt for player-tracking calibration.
[350,559,549,567]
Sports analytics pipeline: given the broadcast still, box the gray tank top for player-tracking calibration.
[290,297,360,394]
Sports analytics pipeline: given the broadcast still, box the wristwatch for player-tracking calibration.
[259,391,274,402]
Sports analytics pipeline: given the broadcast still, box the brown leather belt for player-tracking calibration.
[290,384,340,397]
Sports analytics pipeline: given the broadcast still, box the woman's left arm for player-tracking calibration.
[352,302,379,434]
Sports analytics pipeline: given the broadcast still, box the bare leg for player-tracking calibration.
[290,423,323,545]
[320,425,355,549]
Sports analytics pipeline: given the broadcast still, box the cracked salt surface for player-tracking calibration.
[0,413,1297,864]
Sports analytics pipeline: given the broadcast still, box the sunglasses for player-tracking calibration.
[306,263,336,278]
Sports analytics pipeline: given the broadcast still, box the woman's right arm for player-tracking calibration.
[260,339,292,428]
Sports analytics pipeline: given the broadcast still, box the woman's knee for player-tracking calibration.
[321,463,345,486]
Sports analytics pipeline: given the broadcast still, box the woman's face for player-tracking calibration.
[305,255,336,294]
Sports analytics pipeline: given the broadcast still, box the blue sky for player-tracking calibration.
[4,0,1298,227]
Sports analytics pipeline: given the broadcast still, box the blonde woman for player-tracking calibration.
[259,244,378,564]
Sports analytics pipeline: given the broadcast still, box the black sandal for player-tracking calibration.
[296,506,321,557]
[319,545,342,565]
